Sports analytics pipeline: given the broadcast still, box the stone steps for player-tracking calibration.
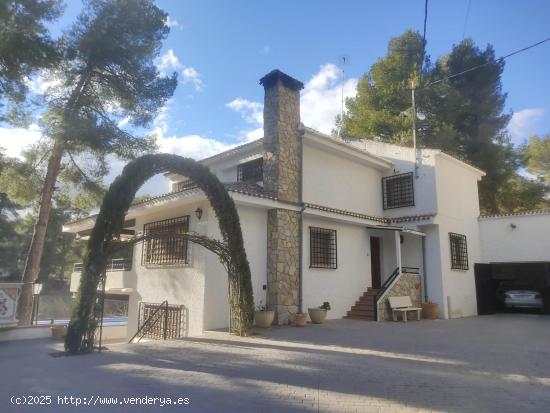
[344,288,380,321]
[344,314,375,321]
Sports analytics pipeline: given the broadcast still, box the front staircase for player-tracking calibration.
[344,287,380,321]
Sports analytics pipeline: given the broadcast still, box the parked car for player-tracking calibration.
[503,290,544,309]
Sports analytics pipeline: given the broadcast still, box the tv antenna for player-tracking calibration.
[338,55,349,138]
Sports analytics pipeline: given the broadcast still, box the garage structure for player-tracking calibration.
[475,262,550,314]
[477,210,550,314]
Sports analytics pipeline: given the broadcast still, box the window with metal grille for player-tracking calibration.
[382,172,414,209]
[310,227,337,269]
[142,216,189,266]
[237,158,263,182]
[176,179,198,192]
[449,233,468,270]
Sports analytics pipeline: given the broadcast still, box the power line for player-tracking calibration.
[421,36,550,89]
[419,0,429,84]
[462,0,472,39]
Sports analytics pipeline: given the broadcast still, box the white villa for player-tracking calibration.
[64,69,549,341]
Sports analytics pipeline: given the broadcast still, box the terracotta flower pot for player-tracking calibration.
[51,325,67,340]
[254,310,275,328]
[421,303,439,320]
[308,308,327,324]
[295,312,308,326]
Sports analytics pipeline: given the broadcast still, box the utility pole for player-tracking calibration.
[411,80,419,178]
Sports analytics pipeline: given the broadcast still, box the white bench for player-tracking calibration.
[388,296,422,322]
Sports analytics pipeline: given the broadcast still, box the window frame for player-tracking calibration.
[237,158,263,183]
[309,227,337,269]
[141,216,190,266]
[175,179,198,192]
[449,232,469,271]
[382,172,415,210]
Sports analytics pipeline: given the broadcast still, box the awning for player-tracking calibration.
[365,224,426,237]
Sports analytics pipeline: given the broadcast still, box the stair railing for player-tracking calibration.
[129,300,169,343]
[374,267,420,321]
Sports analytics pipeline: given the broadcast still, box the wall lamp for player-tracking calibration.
[195,207,203,220]
[510,223,517,229]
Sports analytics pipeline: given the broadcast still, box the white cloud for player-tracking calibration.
[226,98,263,125]
[165,16,183,31]
[156,49,182,75]
[225,63,358,138]
[101,131,237,197]
[508,108,545,145]
[261,45,270,55]
[300,63,358,135]
[156,49,203,91]
[181,66,203,91]
[226,98,264,143]
[0,125,42,159]
[157,134,233,160]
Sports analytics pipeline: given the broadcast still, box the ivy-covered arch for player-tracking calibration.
[65,154,254,354]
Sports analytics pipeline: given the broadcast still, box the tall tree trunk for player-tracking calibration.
[16,68,91,325]
[17,141,64,325]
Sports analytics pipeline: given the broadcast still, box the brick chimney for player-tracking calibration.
[260,70,304,325]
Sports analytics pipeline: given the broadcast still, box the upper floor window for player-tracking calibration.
[142,216,189,266]
[237,158,263,182]
[449,232,468,270]
[176,179,198,192]
[310,227,337,269]
[382,172,414,209]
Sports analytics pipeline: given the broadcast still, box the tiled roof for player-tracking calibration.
[479,208,550,220]
[65,182,275,226]
[200,139,263,164]
[223,182,276,200]
[303,202,435,224]
[304,203,387,223]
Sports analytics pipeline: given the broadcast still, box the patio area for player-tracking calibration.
[2,314,550,412]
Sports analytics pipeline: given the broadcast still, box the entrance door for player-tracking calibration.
[370,237,382,289]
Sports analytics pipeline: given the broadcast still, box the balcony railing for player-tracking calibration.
[73,258,132,273]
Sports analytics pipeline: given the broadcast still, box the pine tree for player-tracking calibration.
[16,0,177,325]
[342,31,545,214]
[0,0,62,124]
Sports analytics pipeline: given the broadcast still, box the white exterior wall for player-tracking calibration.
[352,141,439,217]
[433,155,483,319]
[203,204,268,330]
[480,214,550,263]
[127,200,209,340]
[302,216,371,319]
[303,144,384,215]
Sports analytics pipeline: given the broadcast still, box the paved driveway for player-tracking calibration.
[2,314,550,413]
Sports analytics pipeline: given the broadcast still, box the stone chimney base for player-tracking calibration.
[266,208,300,324]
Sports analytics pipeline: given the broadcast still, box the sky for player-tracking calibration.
[1,0,550,195]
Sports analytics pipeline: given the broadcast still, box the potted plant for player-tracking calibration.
[308,302,331,324]
[294,312,308,327]
[254,301,275,328]
[421,302,439,319]
[51,324,67,339]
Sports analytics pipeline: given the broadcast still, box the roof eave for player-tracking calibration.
[303,128,393,171]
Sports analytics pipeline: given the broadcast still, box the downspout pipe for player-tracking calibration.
[298,123,305,313]
[422,235,428,302]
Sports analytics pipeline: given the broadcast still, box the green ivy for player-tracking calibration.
[65,154,254,353]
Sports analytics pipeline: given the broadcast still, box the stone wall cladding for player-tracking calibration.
[266,208,301,325]
[261,71,303,325]
[262,80,301,203]
[377,273,422,321]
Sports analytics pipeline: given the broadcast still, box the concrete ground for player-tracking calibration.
[1,314,550,413]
